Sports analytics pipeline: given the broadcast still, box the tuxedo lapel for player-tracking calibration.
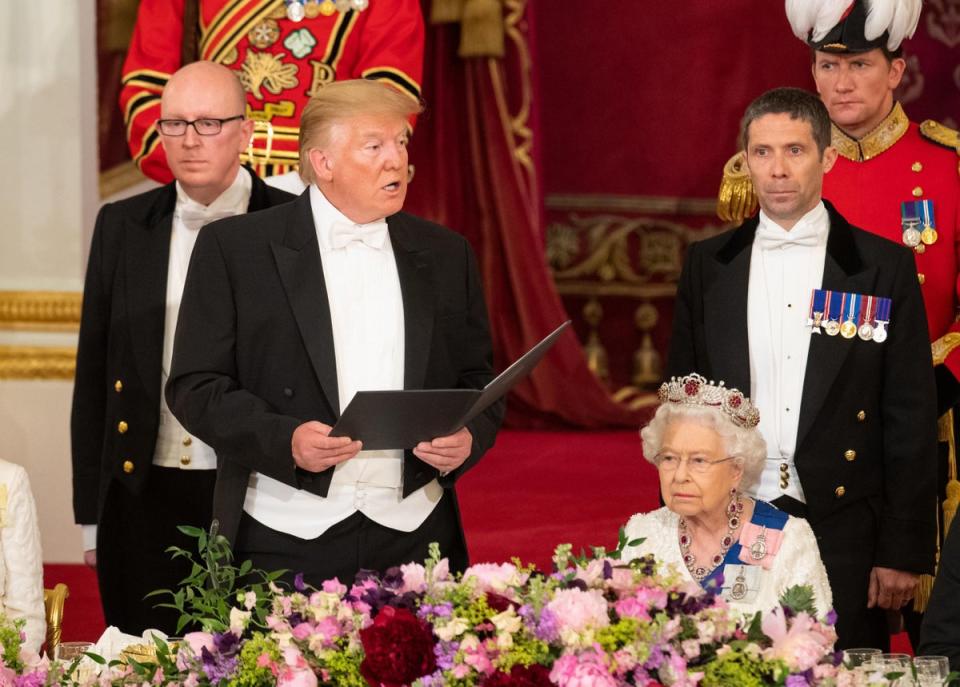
[796,203,877,448]
[388,214,434,391]
[270,193,340,416]
[703,220,756,392]
[125,184,175,405]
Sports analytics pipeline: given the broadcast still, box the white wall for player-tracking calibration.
[0,1,99,562]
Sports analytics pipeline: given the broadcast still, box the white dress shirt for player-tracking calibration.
[242,185,442,539]
[747,202,829,503]
[82,169,252,552]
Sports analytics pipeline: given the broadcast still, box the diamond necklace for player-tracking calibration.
[678,494,743,581]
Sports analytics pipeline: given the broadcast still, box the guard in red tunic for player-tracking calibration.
[120,0,424,183]
[719,0,960,645]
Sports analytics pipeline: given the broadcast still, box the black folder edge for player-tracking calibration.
[329,320,571,447]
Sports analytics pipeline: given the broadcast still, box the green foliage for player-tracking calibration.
[146,521,287,634]
[0,616,24,672]
[701,646,785,687]
[226,633,282,687]
[317,646,365,687]
[596,618,641,653]
[779,585,817,616]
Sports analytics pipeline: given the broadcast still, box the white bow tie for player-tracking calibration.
[755,222,821,250]
[330,220,388,250]
[179,206,238,232]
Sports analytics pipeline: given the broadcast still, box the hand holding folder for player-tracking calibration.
[329,321,571,450]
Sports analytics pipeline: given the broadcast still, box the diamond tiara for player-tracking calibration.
[658,373,760,429]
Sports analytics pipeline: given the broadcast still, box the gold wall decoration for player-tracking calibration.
[0,291,82,332]
[0,347,76,380]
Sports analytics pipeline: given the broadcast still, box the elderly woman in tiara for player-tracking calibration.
[621,373,832,616]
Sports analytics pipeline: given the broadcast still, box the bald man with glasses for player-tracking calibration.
[71,61,294,634]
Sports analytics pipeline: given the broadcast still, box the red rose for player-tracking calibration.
[359,606,437,687]
[481,664,552,687]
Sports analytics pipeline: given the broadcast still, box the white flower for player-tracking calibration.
[229,607,252,634]
[490,608,522,635]
[434,616,470,642]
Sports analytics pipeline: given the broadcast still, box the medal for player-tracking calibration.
[731,567,747,600]
[903,224,922,247]
[873,297,891,343]
[319,0,336,14]
[749,526,768,561]
[857,295,875,341]
[304,0,321,18]
[824,291,842,336]
[840,293,859,339]
[286,0,306,21]
[809,289,826,334]
[903,200,938,247]
[248,18,281,48]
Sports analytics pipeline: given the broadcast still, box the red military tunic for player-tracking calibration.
[822,102,960,379]
[120,0,424,183]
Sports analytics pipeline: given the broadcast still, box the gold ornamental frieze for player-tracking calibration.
[0,291,81,331]
[0,346,75,380]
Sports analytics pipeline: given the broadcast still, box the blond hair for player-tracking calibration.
[298,80,423,184]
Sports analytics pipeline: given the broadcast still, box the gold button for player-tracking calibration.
[780,463,789,472]
[918,273,926,285]
[182,436,192,447]
[122,460,134,474]
[117,420,128,434]
[844,449,856,461]
[912,162,923,172]
[114,379,123,393]
[913,186,923,198]
[180,455,191,466]
[780,479,789,489]
[835,486,846,498]
[857,410,866,422]
[916,243,926,254]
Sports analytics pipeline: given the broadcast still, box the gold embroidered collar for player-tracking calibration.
[831,102,909,162]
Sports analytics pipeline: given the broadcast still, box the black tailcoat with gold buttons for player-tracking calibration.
[667,199,938,649]
[70,170,292,525]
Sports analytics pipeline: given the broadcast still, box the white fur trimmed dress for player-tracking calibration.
[0,460,46,652]
[621,501,833,618]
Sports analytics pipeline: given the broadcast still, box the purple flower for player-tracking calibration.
[294,572,306,592]
[213,630,240,655]
[602,560,613,580]
[825,609,838,626]
[786,674,810,687]
[382,567,404,591]
[433,640,459,670]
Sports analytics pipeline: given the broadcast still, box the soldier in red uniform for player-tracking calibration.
[121,0,424,184]
[720,0,960,645]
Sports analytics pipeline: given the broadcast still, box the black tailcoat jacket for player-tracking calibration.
[165,191,503,547]
[71,169,294,525]
[668,201,938,638]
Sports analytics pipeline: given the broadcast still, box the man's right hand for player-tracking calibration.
[83,549,97,569]
[292,421,362,472]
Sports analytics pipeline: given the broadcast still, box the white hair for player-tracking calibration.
[640,403,766,490]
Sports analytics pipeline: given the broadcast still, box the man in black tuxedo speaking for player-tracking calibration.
[166,80,502,585]
[667,87,938,649]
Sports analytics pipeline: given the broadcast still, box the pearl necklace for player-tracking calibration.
[678,495,743,581]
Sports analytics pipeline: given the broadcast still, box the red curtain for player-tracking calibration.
[405,1,645,429]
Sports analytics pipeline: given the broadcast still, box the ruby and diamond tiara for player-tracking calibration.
[657,373,760,429]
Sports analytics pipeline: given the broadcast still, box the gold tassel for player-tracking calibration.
[717,151,758,223]
[458,0,504,58]
[913,573,935,613]
[430,0,465,24]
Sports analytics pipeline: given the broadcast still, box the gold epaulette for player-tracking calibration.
[920,120,960,153]
[717,151,757,223]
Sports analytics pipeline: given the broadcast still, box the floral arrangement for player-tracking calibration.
[0,528,886,687]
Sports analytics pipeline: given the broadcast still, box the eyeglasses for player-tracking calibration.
[156,115,244,136]
[655,454,737,474]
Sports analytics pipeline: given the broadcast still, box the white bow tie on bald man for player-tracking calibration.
[330,219,389,250]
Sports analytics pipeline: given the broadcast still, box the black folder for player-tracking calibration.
[329,320,571,449]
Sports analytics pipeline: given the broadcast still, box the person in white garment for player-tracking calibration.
[70,61,293,634]
[666,87,937,650]
[165,80,502,586]
[621,373,833,618]
[0,460,45,653]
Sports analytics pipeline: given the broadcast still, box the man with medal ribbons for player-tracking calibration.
[718,0,960,643]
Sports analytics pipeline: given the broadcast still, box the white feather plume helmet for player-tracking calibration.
[785,0,922,51]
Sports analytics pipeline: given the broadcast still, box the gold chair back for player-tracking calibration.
[43,583,69,654]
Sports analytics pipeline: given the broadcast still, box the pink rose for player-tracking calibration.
[546,589,610,635]
[277,667,317,687]
[182,632,215,657]
[762,609,834,672]
[462,563,527,597]
[549,652,618,687]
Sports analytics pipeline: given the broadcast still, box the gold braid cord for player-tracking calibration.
[914,333,960,611]
[717,151,757,223]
